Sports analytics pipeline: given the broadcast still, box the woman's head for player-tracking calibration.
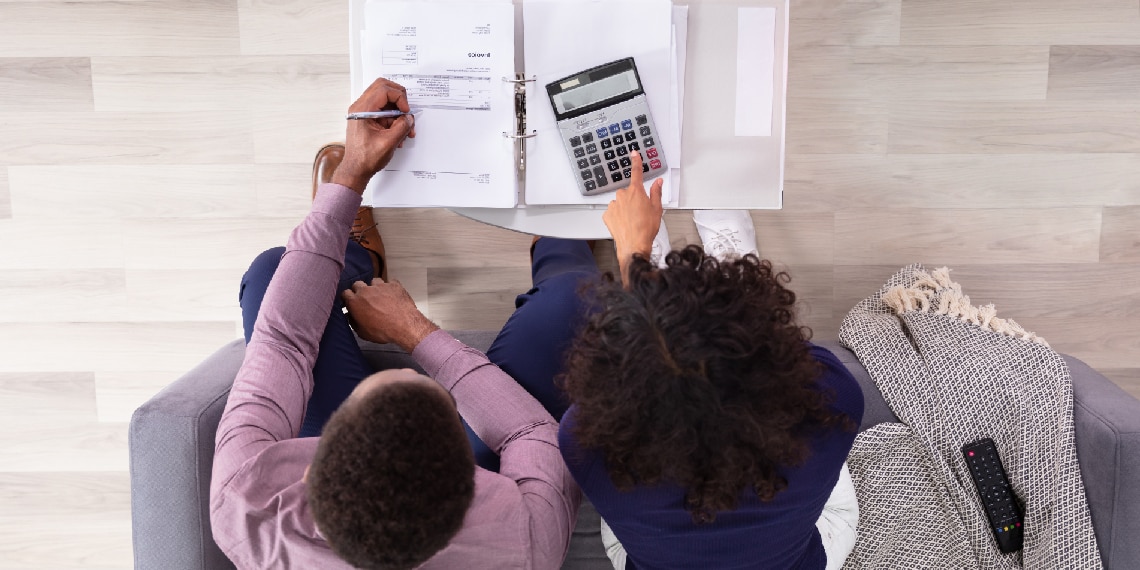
[560,246,851,523]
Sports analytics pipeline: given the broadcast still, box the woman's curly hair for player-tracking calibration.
[560,245,853,524]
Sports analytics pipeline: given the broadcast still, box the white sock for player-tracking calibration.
[693,210,759,261]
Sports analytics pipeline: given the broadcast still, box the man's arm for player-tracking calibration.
[211,77,415,494]
[342,286,582,567]
[414,331,582,568]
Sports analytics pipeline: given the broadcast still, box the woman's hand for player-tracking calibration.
[602,151,664,285]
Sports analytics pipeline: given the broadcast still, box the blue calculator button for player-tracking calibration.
[609,124,621,135]
[596,127,609,139]
[621,119,633,130]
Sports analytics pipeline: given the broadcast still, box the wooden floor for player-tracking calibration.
[1,0,1139,567]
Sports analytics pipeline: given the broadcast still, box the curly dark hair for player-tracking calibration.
[307,379,475,569]
[560,246,853,524]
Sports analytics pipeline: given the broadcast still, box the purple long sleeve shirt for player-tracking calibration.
[210,183,581,569]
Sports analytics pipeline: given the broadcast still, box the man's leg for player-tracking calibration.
[485,237,601,421]
[239,241,376,438]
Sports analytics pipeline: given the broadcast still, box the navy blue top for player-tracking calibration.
[558,344,865,570]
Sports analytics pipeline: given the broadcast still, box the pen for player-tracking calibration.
[345,108,422,120]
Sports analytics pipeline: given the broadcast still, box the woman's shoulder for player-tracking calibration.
[807,343,865,427]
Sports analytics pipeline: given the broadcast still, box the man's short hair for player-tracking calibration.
[307,378,475,569]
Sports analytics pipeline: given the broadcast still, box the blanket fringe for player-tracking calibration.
[881,267,1049,347]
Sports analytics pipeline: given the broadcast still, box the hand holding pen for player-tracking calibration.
[346,108,423,121]
[332,78,418,193]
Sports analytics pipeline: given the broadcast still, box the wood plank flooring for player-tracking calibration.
[1,0,1139,567]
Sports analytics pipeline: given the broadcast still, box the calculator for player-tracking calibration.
[546,58,668,196]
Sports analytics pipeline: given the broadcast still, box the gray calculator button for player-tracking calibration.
[570,136,582,147]
[597,175,609,187]
[642,162,649,173]
[604,149,616,160]
[593,166,606,179]
[585,143,597,154]
[580,170,592,180]
[601,138,612,150]
[622,167,632,178]
[611,136,623,146]
[616,146,627,156]
[619,156,631,168]
[574,147,585,158]
[635,114,648,125]
[639,126,651,137]
[582,132,594,143]
[577,158,589,169]
[628,141,640,151]
[584,179,597,191]
[589,154,601,166]
[643,136,654,147]
[624,132,636,142]
[607,161,620,172]
[611,172,623,183]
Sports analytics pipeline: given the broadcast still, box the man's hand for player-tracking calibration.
[331,77,418,193]
[342,280,439,352]
[603,151,664,285]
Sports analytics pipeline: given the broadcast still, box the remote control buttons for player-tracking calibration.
[635,114,647,125]
[621,119,633,130]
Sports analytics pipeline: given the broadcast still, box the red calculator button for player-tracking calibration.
[649,159,662,169]
[646,147,658,158]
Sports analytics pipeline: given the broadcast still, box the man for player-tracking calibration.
[210,78,582,569]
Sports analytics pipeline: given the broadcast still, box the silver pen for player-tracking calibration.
[345,108,423,120]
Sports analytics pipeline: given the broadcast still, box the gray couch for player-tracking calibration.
[129,335,1140,569]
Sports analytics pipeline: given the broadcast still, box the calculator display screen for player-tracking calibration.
[551,70,639,115]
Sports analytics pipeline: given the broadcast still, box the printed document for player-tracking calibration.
[360,0,517,207]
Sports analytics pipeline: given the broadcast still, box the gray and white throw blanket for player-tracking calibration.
[838,264,1102,570]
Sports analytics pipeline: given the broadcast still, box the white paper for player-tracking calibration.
[734,7,776,137]
[360,0,517,207]
[522,0,678,206]
[667,5,688,207]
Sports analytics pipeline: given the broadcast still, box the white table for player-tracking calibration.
[352,0,789,239]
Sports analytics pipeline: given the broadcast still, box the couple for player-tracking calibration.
[209,78,865,570]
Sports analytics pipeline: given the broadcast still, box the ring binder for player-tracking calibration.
[502,131,537,139]
[501,75,537,84]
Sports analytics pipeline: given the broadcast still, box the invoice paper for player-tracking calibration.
[361,0,517,207]
[734,7,776,137]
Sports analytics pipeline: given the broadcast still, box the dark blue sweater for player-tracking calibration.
[558,344,864,570]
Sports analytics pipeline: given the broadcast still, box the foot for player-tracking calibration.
[649,219,670,269]
[312,143,346,198]
[693,210,759,261]
[351,207,387,281]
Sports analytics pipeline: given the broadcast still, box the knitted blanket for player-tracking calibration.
[838,265,1102,570]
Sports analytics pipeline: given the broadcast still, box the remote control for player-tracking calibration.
[962,438,1024,554]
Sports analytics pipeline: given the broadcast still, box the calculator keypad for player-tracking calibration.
[564,109,664,195]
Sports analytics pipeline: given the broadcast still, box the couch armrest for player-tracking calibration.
[129,339,243,570]
[1066,356,1140,570]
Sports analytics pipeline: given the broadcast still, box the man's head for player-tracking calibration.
[307,368,474,570]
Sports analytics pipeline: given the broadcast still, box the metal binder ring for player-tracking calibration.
[501,76,536,84]
[502,130,537,139]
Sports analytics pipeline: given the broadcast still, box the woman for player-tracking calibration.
[558,152,864,569]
